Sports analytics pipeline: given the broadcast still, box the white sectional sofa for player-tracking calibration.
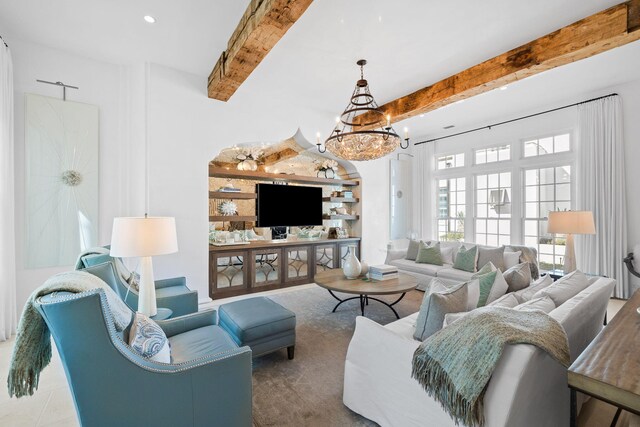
[343,275,615,427]
[385,240,537,291]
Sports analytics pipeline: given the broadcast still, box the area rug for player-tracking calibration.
[251,285,423,427]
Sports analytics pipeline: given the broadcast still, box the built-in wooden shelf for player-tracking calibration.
[323,214,360,220]
[209,215,257,222]
[322,197,359,203]
[209,166,359,187]
[209,191,257,199]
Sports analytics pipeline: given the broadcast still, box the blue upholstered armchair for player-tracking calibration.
[77,252,198,317]
[34,283,252,426]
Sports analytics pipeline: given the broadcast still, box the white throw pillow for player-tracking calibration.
[413,279,469,341]
[441,246,455,265]
[443,311,468,328]
[129,312,171,363]
[465,278,481,311]
[503,250,521,270]
[533,270,590,306]
[515,296,556,314]
[513,274,554,303]
[488,293,520,308]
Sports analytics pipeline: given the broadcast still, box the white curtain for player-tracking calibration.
[0,42,16,340]
[576,95,629,298]
[412,143,434,239]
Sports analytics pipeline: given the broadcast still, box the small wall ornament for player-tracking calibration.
[316,159,338,179]
[218,200,238,216]
[236,147,263,171]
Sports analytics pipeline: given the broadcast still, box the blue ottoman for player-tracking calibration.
[219,297,296,359]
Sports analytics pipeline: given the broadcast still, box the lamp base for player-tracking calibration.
[563,233,576,275]
[138,256,157,317]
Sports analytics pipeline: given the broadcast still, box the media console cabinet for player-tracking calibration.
[209,237,361,299]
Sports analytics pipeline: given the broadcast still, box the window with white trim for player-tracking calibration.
[436,153,464,170]
[523,133,570,157]
[437,177,465,241]
[523,165,572,271]
[475,172,511,246]
[475,144,510,165]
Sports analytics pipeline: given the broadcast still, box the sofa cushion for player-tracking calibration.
[413,279,468,341]
[506,245,540,279]
[473,269,509,307]
[533,270,589,306]
[488,293,520,308]
[169,325,239,364]
[453,245,478,272]
[416,241,444,265]
[503,262,532,292]
[129,313,171,363]
[477,246,505,272]
[440,246,455,265]
[405,239,422,261]
[388,259,449,276]
[503,250,521,270]
[512,274,553,303]
[515,296,555,314]
[436,267,474,282]
[384,312,419,340]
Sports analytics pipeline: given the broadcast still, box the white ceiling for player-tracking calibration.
[1,0,639,140]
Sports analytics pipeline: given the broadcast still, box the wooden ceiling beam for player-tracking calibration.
[354,0,640,128]
[207,0,314,101]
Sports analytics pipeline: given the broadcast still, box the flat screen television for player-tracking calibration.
[256,183,323,227]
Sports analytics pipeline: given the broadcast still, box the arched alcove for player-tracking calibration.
[207,131,363,299]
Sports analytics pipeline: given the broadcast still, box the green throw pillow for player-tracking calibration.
[473,269,509,307]
[453,245,477,272]
[415,241,443,265]
[474,261,496,277]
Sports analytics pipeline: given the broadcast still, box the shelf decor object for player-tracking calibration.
[317,59,409,161]
[110,216,178,317]
[316,159,338,179]
[547,210,595,274]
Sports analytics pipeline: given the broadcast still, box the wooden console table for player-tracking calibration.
[568,290,640,427]
[209,237,361,299]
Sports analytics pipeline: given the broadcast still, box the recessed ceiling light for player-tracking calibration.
[443,125,455,130]
[500,85,508,91]
[144,15,156,24]
[419,114,425,118]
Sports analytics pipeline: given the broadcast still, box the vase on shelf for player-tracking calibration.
[342,244,361,279]
[317,168,335,179]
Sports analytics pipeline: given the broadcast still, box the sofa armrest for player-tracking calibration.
[156,309,217,337]
[385,248,407,264]
[155,276,187,289]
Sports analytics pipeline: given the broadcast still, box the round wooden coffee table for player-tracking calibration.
[314,269,417,319]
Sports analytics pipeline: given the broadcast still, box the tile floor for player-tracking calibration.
[0,296,629,427]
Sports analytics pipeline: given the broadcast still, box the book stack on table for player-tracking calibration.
[369,265,398,281]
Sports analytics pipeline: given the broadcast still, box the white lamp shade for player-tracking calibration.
[547,211,595,235]
[110,217,178,257]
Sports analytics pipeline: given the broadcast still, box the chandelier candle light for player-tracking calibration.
[317,59,409,161]
[110,216,178,317]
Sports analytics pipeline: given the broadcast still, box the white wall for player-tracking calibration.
[11,39,139,308]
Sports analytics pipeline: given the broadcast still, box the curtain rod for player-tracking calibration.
[414,93,619,146]
[0,35,7,48]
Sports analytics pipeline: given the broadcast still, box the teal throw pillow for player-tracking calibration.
[453,245,478,272]
[474,261,496,277]
[415,241,443,266]
[474,269,509,307]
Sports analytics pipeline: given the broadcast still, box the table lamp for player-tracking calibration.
[110,216,178,316]
[547,210,595,274]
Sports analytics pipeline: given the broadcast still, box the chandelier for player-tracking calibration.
[317,59,409,161]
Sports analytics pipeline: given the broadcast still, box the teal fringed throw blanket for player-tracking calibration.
[7,271,132,398]
[411,307,570,427]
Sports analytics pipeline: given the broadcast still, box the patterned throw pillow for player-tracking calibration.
[413,279,468,341]
[453,245,478,272]
[503,262,532,292]
[129,313,171,363]
[415,241,443,265]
